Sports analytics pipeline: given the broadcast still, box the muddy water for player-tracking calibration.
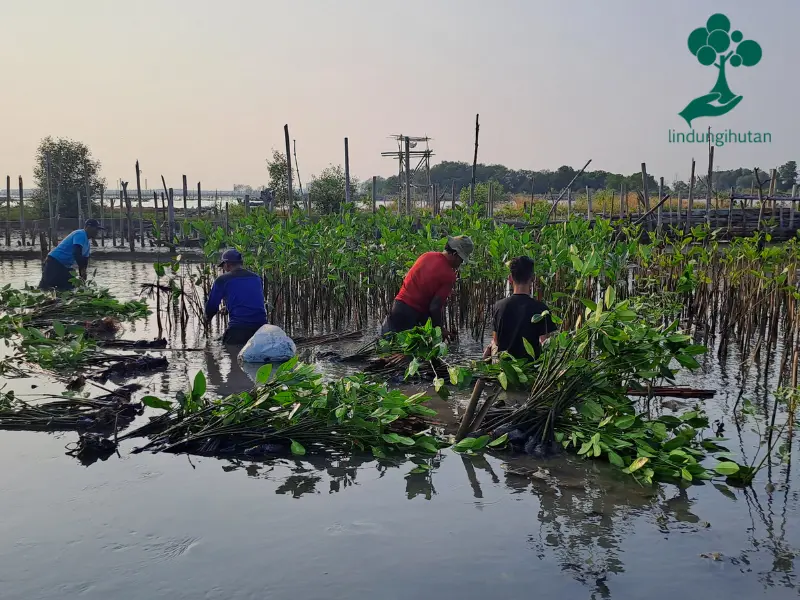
[0,257,798,599]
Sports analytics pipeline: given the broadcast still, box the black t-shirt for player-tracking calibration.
[492,294,555,359]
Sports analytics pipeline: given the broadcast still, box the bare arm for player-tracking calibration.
[483,332,498,360]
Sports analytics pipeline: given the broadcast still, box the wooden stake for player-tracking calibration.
[167,187,175,243]
[455,379,486,441]
[344,137,351,209]
[77,190,83,225]
[136,161,144,247]
[657,177,664,230]
[19,176,25,245]
[641,163,651,227]
[284,124,293,217]
[110,196,116,246]
[99,186,105,246]
[705,147,714,225]
[182,174,188,238]
[244,194,250,215]
[586,186,592,221]
[121,181,134,252]
[404,136,411,215]
[687,159,696,230]
[791,184,797,229]
[371,176,377,214]
[197,181,202,216]
[469,114,479,206]
[5,176,10,246]
[45,155,55,244]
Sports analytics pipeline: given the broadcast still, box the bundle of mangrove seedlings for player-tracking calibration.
[0,384,143,433]
[481,289,750,484]
[122,358,446,458]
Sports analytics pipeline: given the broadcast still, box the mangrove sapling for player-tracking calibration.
[124,359,448,458]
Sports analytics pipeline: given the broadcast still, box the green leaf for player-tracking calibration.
[675,353,701,370]
[290,440,306,456]
[580,298,597,311]
[614,415,636,430]
[622,457,649,474]
[433,377,445,392]
[141,395,172,410]
[579,399,604,420]
[488,433,509,447]
[192,371,207,399]
[255,363,273,384]
[371,446,387,459]
[684,344,707,356]
[523,338,537,359]
[607,450,624,468]
[667,334,692,343]
[713,483,738,501]
[604,285,616,309]
[714,461,741,476]
[498,371,508,390]
[680,467,693,482]
[381,433,415,446]
[52,321,65,337]
[406,357,420,379]
[448,366,460,385]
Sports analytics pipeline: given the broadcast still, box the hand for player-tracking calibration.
[79,270,87,282]
[679,92,743,127]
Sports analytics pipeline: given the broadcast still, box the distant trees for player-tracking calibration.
[266,150,302,210]
[308,165,358,214]
[778,161,798,192]
[32,136,104,219]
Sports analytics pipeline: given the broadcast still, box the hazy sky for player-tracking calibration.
[2,0,796,189]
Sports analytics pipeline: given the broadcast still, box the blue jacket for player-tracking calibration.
[49,229,90,268]
[205,268,268,327]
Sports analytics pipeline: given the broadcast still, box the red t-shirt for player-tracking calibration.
[395,252,457,314]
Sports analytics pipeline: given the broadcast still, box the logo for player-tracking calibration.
[679,13,762,127]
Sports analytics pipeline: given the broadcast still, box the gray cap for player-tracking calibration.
[447,235,474,262]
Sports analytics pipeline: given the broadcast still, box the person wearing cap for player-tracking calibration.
[39,219,103,291]
[205,249,269,344]
[380,235,473,339]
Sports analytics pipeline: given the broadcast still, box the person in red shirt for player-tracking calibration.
[380,235,474,338]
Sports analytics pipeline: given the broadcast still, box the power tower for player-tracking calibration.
[381,134,434,214]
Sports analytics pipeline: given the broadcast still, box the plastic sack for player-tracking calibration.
[238,324,297,363]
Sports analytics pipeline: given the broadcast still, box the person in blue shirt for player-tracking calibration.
[39,219,103,291]
[205,249,269,344]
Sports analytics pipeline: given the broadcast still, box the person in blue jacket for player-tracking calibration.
[205,249,268,344]
[39,219,103,291]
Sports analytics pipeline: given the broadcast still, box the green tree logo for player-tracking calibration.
[679,13,762,127]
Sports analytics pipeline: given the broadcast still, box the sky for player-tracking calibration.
[1,0,797,189]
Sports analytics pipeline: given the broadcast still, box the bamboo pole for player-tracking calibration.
[791,185,797,230]
[284,124,293,218]
[658,177,664,230]
[45,155,55,245]
[182,174,188,238]
[620,184,625,219]
[167,187,175,243]
[404,136,411,215]
[344,137,351,207]
[99,186,105,246]
[705,147,714,225]
[122,181,134,252]
[687,159,696,230]
[110,196,116,246]
[371,176,377,214]
[293,140,305,212]
[197,181,202,216]
[224,201,229,234]
[586,186,592,221]
[136,161,144,247]
[5,176,10,246]
[18,176,25,245]
[641,163,651,227]
[455,379,486,441]
[469,114,479,206]
[567,188,571,219]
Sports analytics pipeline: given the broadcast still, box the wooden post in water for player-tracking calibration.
[197,182,202,217]
[404,136,411,215]
[586,186,592,221]
[136,161,144,247]
[99,186,105,246]
[791,185,797,230]
[167,188,175,243]
[19,177,25,245]
[5,176,10,246]
[687,159,696,230]
[160,192,167,226]
[284,124,293,218]
[45,156,55,245]
[122,181,134,252]
[182,175,188,238]
[705,147,714,225]
[469,114,479,207]
[640,163,651,228]
[371,176,377,214]
[110,196,116,246]
[657,177,664,230]
[344,137,351,207]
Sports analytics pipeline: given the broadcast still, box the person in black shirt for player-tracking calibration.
[483,256,556,360]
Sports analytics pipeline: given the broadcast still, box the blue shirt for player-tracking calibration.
[205,268,268,327]
[48,229,90,268]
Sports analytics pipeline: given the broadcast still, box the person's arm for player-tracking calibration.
[205,280,224,324]
[428,278,456,329]
[73,245,88,280]
[483,332,498,359]
[538,306,557,345]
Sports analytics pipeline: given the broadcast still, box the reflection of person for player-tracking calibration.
[380,236,473,340]
[205,249,268,344]
[483,256,555,360]
[39,219,103,291]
